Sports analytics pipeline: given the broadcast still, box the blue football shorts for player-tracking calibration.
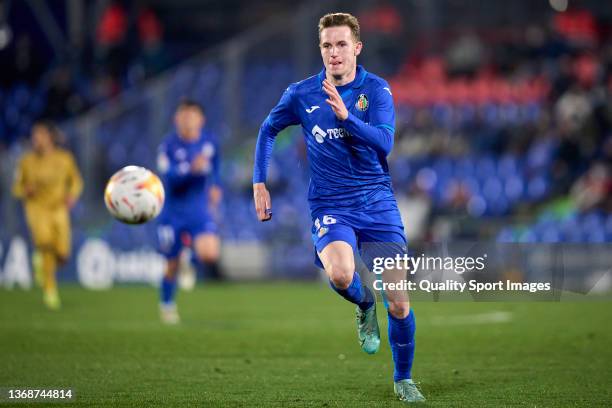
[157,209,218,259]
[310,200,407,270]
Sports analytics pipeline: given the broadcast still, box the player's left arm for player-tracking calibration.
[65,153,84,209]
[208,140,222,208]
[323,79,395,155]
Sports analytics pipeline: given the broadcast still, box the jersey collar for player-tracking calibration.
[318,65,368,89]
[173,129,204,145]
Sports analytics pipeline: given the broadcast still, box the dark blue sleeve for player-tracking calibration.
[341,83,395,156]
[253,85,300,183]
[211,140,221,187]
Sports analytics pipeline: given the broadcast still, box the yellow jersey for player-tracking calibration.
[12,148,83,210]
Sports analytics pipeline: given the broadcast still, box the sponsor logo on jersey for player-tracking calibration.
[312,125,327,143]
[311,125,350,144]
[306,105,320,113]
[355,94,369,111]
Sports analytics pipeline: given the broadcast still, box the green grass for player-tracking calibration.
[1,283,611,407]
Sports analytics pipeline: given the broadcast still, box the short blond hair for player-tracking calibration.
[318,12,360,43]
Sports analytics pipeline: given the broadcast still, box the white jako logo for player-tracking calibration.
[312,125,326,143]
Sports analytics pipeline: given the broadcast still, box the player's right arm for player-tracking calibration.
[157,141,204,189]
[12,156,33,200]
[253,84,300,221]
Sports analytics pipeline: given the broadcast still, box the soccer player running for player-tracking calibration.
[253,13,425,403]
[156,100,222,324]
[13,121,83,310]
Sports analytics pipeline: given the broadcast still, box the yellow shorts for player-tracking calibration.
[25,205,71,259]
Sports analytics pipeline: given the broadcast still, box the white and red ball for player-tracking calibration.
[104,166,165,224]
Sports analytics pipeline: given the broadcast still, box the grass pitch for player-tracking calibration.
[1,283,611,407]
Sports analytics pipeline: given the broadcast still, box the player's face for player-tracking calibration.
[175,107,205,141]
[31,126,54,153]
[319,26,362,83]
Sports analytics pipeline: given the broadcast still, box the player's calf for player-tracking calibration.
[160,259,180,324]
[387,307,418,400]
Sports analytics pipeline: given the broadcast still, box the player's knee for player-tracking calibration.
[165,259,179,279]
[327,262,354,289]
[194,236,220,263]
[387,301,411,319]
[34,237,54,250]
[56,247,70,265]
[195,248,219,264]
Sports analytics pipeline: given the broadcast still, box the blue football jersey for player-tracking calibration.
[157,130,220,215]
[254,66,397,214]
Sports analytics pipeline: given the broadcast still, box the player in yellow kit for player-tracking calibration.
[12,121,83,310]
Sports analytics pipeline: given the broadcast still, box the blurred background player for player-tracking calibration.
[12,121,83,310]
[156,100,222,324]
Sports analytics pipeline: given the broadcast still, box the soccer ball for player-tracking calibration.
[104,166,165,224]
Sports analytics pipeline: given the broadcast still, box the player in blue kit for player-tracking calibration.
[156,100,222,324]
[253,13,425,403]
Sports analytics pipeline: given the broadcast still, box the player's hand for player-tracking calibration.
[209,185,222,208]
[191,154,208,173]
[322,79,349,121]
[253,182,272,222]
[24,184,36,198]
[66,196,77,209]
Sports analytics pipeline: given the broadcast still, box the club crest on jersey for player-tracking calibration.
[355,94,369,111]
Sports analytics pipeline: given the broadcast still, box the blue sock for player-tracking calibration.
[329,272,374,311]
[160,276,177,305]
[388,309,416,382]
